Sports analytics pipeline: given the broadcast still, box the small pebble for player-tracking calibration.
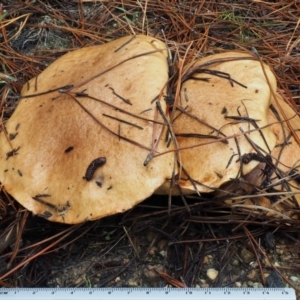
[280,254,292,262]
[159,250,167,258]
[207,268,218,281]
[231,259,240,266]
[247,280,254,287]
[290,276,299,283]
[276,248,284,255]
[252,282,263,288]
[143,264,164,280]
[241,247,254,264]
[74,276,84,285]
[203,256,209,264]
[234,282,242,287]
[128,278,139,286]
[247,270,258,281]
[250,261,258,268]
[123,258,130,264]
[263,258,272,267]
[143,268,158,279]
[203,255,212,264]
[148,247,157,256]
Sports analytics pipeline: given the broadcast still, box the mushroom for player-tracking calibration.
[162,51,277,194]
[0,35,174,224]
[269,94,300,178]
[260,93,300,217]
[224,94,300,218]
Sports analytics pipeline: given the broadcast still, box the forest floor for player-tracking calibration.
[0,0,300,296]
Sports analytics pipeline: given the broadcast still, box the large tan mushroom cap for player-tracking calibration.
[171,52,277,193]
[0,35,174,224]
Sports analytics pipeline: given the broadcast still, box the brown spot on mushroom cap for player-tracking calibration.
[0,35,173,224]
[159,51,277,194]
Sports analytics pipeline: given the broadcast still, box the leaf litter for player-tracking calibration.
[0,0,300,293]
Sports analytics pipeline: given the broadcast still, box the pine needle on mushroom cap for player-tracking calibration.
[170,52,277,194]
[0,35,174,224]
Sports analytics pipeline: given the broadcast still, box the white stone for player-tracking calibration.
[290,276,299,282]
[206,268,218,281]
[159,250,167,257]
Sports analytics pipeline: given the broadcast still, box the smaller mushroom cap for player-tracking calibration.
[223,94,300,219]
[266,94,300,217]
[168,51,277,194]
[269,94,300,174]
